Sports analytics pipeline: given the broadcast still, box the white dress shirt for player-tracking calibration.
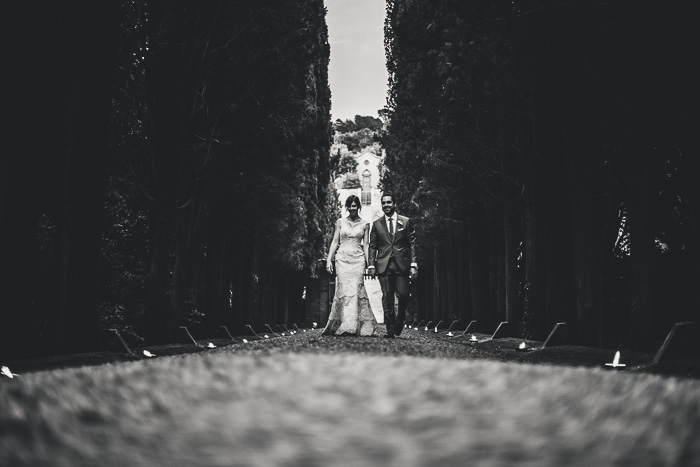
[385,213,397,235]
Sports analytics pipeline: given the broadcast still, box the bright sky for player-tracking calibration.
[326,0,388,121]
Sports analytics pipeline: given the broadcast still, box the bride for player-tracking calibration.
[322,195,377,336]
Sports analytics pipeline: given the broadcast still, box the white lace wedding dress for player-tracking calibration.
[322,218,377,336]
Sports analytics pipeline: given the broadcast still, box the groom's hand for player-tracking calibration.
[368,266,376,278]
[410,266,418,280]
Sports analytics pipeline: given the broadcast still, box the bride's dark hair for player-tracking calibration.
[345,194,361,211]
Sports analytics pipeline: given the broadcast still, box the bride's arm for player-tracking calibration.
[326,220,341,274]
[363,223,370,267]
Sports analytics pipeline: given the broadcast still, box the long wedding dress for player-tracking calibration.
[322,218,377,336]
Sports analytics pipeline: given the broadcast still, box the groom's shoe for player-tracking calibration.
[382,333,394,339]
[394,322,404,337]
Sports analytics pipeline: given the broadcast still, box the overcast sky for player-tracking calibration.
[326,0,388,121]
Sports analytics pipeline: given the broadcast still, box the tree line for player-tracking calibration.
[333,115,383,134]
[382,0,699,351]
[1,0,333,360]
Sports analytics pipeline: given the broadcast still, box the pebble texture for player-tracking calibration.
[1,328,700,466]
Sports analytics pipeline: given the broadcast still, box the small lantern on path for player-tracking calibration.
[1,366,19,378]
[605,351,626,369]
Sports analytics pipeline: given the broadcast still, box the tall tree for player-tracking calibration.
[383,0,698,348]
[57,2,122,354]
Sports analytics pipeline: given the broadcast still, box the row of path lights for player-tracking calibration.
[401,318,696,371]
[404,319,463,335]
[121,322,317,357]
[246,322,316,342]
[2,321,322,376]
[2,321,694,378]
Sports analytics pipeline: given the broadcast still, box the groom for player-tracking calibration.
[368,193,418,338]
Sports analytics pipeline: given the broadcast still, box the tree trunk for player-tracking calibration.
[204,211,228,335]
[439,239,450,323]
[2,0,62,361]
[457,232,472,323]
[231,233,248,334]
[143,0,188,343]
[282,274,291,326]
[0,168,43,360]
[489,202,507,325]
[503,199,521,331]
[446,232,459,323]
[568,121,606,348]
[432,244,440,323]
[467,204,490,331]
[570,194,604,348]
[627,120,654,350]
[683,122,700,323]
[540,151,574,339]
[415,263,430,322]
[58,3,120,354]
[172,196,204,332]
[521,183,538,339]
[625,7,656,351]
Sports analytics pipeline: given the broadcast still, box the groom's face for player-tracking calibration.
[381,196,395,217]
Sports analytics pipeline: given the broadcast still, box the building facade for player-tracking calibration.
[335,149,384,223]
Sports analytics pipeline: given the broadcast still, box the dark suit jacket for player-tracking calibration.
[369,214,417,275]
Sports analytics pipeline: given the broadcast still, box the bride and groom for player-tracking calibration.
[322,193,418,338]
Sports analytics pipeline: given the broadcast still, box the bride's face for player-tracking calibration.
[348,201,360,216]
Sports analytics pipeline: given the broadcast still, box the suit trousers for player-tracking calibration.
[378,257,410,335]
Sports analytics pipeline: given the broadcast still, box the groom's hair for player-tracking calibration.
[380,193,396,203]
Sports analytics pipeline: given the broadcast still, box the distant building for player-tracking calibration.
[335,149,384,223]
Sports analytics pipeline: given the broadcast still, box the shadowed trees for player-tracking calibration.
[3,2,122,359]
[1,0,333,359]
[114,0,333,343]
[383,0,698,351]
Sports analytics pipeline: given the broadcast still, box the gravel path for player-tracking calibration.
[7,324,699,379]
[203,325,694,378]
[2,327,700,467]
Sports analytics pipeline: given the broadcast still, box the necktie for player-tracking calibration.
[388,217,393,237]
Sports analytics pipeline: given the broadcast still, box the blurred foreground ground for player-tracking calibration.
[2,327,699,466]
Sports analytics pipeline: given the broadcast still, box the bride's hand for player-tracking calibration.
[326,262,334,275]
